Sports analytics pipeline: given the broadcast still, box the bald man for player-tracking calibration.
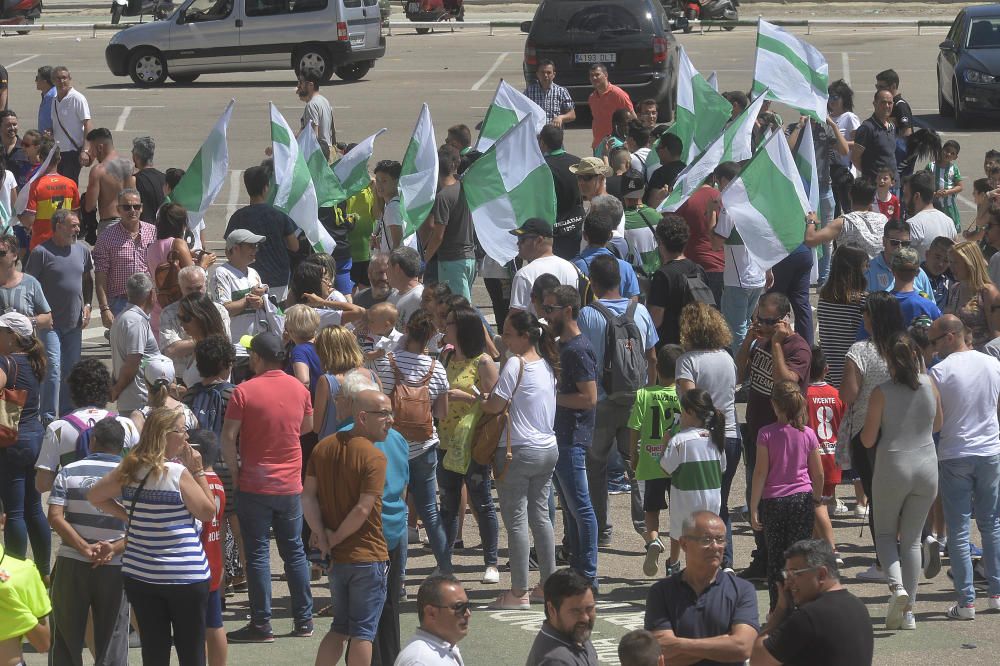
[304,389,390,666]
[927,314,1000,620]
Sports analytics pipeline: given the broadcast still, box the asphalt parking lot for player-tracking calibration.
[6,5,1000,664]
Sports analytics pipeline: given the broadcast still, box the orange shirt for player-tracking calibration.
[26,174,79,249]
[589,83,634,150]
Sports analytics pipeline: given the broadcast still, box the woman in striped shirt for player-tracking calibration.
[89,407,217,666]
[817,245,869,388]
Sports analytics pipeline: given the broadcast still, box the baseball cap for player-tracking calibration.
[142,354,176,386]
[622,169,646,199]
[890,246,920,271]
[249,332,287,363]
[0,312,32,338]
[568,157,612,177]
[226,229,267,250]
[509,218,553,238]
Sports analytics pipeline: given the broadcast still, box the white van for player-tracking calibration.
[105,0,385,86]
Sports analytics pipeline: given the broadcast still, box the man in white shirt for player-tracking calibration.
[209,229,267,383]
[508,218,578,316]
[396,575,470,666]
[904,171,956,262]
[296,69,334,154]
[387,246,424,329]
[50,66,92,185]
[927,314,1000,621]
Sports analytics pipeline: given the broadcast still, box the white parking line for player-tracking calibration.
[114,106,132,132]
[840,52,851,85]
[471,52,511,91]
[6,55,39,68]
[226,169,244,221]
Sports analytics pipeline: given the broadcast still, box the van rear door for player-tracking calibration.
[360,0,382,51]
[340,0,369,50]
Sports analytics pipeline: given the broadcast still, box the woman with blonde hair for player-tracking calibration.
[675,302,741,569]
[88,407,217,666]
[313,324,369,438]
[945,240,1000,349]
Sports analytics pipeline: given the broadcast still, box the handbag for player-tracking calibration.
[470,356,524,476]
[0,356,28,447]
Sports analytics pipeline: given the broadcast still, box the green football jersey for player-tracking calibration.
[627,384,682,481]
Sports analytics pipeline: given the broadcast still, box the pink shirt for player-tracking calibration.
[93,221,157,300]
[757,422,818,499]
[226,370,313,495]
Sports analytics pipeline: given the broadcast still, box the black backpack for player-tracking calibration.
[586,300,647,402]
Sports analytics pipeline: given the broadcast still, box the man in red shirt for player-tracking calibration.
[678,183,724,305]
[19,140,79,250]
[588,64,634,151]
[222,332,315,643]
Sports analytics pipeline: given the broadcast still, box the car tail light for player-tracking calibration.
[525,40,537,67]
[337,22,349,41]
[652,36,667,64]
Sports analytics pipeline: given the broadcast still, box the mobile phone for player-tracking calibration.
[471,385,482,398]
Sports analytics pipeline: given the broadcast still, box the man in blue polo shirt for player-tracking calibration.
[865,218,934,295]
[644,511,758,665]
[573,194,640,301]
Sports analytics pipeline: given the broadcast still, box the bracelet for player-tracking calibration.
[194,471,206,478]
[99,305,110,312]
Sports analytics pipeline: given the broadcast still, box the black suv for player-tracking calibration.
[521,0,681,121]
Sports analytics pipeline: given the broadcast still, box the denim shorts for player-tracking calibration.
[328,561,389,642]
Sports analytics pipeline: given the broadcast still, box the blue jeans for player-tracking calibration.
[328,561,388,642]
[41,326,83,423]
[816,187,836,285]
[939,455,1000,605]
[408,446,451,573]
[0,428,50,575]
[236,491,314,627]
[438,460,499,566]
[437,258,476,301]
[552,445,598,583]
[721,285,764,355]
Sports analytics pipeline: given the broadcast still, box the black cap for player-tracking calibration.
[509,217,553,238]
[249,332,287,363]
[623,169,646,199]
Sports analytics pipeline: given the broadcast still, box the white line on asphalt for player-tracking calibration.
[114,107,132,132]
[841,52,851,85]
[6,55,40,68]
[440,89,494,92]
[471,52,510,91]
[226,169,244,221]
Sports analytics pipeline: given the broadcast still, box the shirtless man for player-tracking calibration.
[83,128,135,239]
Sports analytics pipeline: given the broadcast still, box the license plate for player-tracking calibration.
[574,53,616,64]
[351,34,365,46]
[407,2,419,12]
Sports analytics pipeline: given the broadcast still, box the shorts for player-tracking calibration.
[820,453,841,496]
[643,477,671,513]
[205,588,223,629]
[328,561,389,642]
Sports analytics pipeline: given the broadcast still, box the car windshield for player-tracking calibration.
[966,18,1000,48]
[536,2,645,35]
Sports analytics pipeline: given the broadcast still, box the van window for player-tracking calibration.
[290,0,327,12]
[362,0,377,6]
[536,1,646,35]
[343,0,361,7]
[183,0,233,22]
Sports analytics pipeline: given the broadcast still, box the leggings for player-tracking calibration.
[760,492,815,610]
[123,577,209,666]
[851,433,878,563]
[496,445,558,593]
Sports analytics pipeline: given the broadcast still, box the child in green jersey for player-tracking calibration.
[628,344,684,578]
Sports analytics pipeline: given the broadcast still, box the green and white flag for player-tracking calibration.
[793,121,823,282]
[721,130,811,270]
[300,127,387,207]
[269,102,335,253]
[463,115,556,266]
[475,79,546,153]
[667,47,733,165]
[751,19,829,122]
[659,92,766,212]
[707,71,719,92]
[168,99,235,243]
[399,103,439,238]
[331,128,386,203]
[297,122,343,209]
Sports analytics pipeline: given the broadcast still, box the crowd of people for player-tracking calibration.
[2,54,1000,666]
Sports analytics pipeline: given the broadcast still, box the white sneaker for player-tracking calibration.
[834,499,849,515]
[885,587,909,630]
[901,611,916,630]
[947,604,975,620]
[855,504,869,518]
[643,539,665,578]
[857,564,887,582]
[988,595,1000,611]
[481,566,500,584]
[922,535,942,579]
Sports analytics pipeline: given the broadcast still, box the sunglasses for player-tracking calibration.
[541,304,564,314]
[361,409,393,420]
[576,174,599,181]
[781,566,819,581]
[887,239,911,248]
[516,234,538,245]
[430,601,473,617]
[828,94,841,101]
[118,204,142,211]
[757,316,781,326]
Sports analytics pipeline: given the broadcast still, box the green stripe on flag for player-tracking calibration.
[479,105,520,144]
[506,165,556,226]
[742,151,809,253]
[169,146,207,211]
[271,121,292,148]
[462,150,508,210]
[756,33,828,95]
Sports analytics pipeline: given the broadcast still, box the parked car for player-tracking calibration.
[521,0,681,122]
[105,0,386,87]
[1,0,42,34]
[938,4,1000,126]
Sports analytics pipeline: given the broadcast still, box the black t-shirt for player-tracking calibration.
[853,115,897,181]
[763,589,873,666]
[606,175,624,202]
[135,168,166,224]
[554,334,597,448]
[648,258,705,347]
[645,160,686,205]
[546,151,585,260]
[892,94,913,132]
[224,203,298,287]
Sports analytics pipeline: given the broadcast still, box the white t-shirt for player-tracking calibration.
[52,88,91,151]
[832,111,861,170]
[373,350,449,458]
[630,147,652,174]
[36,408,141,473]
[929,350,1000,461]
[713,208,765,288]
[209,262,263,357]
[509,254,578,314]
[389,283,424,330]
[1,170,15,225]
[907,207,957,262]
[493,356,557,449]
[376,197,418,254]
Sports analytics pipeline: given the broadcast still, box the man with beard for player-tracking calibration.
[526,569,598,666]
[396,574,470,666]
[296,70,335,156]
[354,253,396,308]
[645,511,758,664]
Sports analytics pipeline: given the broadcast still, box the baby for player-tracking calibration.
[362,301,403,366]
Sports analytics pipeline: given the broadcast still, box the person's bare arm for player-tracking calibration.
[657,625,758,664]
[735,326,757,383]
[984,285,1000,340]
[807,447,825,500]
[178,467,217,522]
[33,312,52,329]
[839,357,861,406]
[850,143,865,172]
[326,493,378,548]
[301,410,314,437]
[556,379,597,411]
[285,232,300,253]
[111,353,141,401]
[749,445,769,532]
[859,387,884,448]
[95,271,113,328]
[48,504,97,562]
[24,618,51,654]
[432,392,448,420]
[676,378,695,394]
[313,377,329,435]
[646,346,657,385]
[420,216,445,262]
[932,381,943,434]
[81,119,94,157]
[388,225,403,250]
[769,326,800,383]
[221,418,242,490]
[302,475,328,554]
[650,629,703,666]
[83,165,101,214]
[826,116,850,156]
[35,469,56,494]
[87,468,128,522]
[648,305,665,330]
[292,362,311,387]
[805,217,844,247]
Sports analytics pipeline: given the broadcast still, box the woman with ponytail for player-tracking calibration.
[860,333,942,631]
[0,312,49,577]
[750,379,825,611]
[660,388,726,569]
[129,353,197,433]
[484,310,559,610]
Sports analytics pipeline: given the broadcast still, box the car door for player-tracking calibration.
[341,0,368,49]
[939,11,965,103]
[360,0,382,51]
[167,0,240,70]
[240,0,330,68]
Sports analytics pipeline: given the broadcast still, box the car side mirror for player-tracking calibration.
[520,21,532,33]
[939,39,957,52]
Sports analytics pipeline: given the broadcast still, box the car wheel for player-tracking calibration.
[335,62,371,82]
[415,25,430,34]
[17,17,35,34]
[295,46,334,82]
[953,80,970,128]
[169,73,200,84]
[937,75,953,116]
[128,48,168,87]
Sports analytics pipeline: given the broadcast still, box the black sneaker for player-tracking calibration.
[227,623,275,644]
[598,532,613,548]
[738,560,768,582]
[291,621,314,638]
